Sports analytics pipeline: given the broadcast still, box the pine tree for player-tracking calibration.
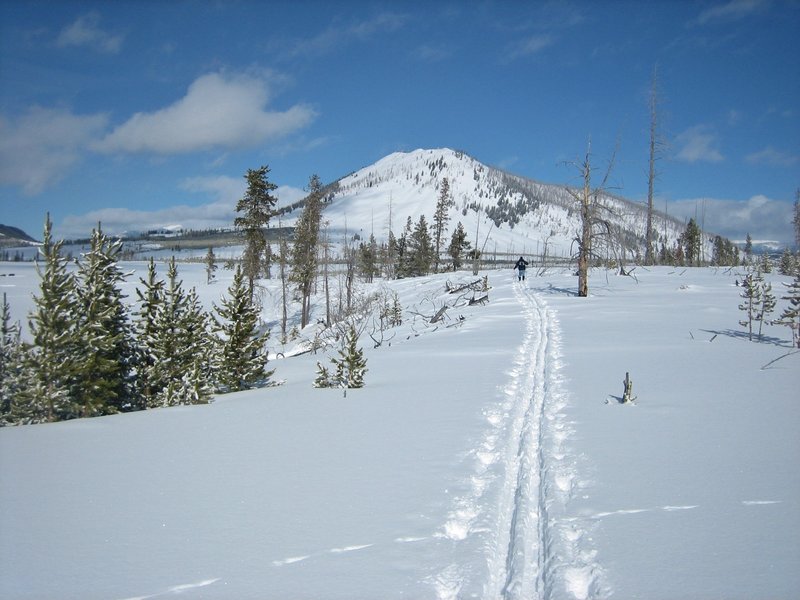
[744,233,753,264]
[212,265,272,392]
[22,214,79,422]
[738,269,763,342]
[72,224,137,416]
[313,361,332,388]
[680,218,702,267]
[779,249,796,276]
[235,165,278,293]
[448,221,471,271]
[0,293,24,425]
[757,278,776,341]
[134,257,165,408]
[330,326,367,388]
[205,246,217,284]
[291,174,324,328]
[432,177,454,272]
[409,214,433,276]
[777,268,800,348]
[395,217,414,279]
[358,234,379,283]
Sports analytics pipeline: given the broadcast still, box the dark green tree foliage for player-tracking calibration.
[213,265,271,392]
[744,233,753,264]
[22,214,79,422]
[779,249,797,276]
[680,218,702,266]
[712,235,739,266]
[235,165,278,291]
[408,214,433,277]
[384,230,398,279]
[330,326,367,388]
[135,257,165,408]
[395,217,414,279]
[358,234,379,283]
[757,277,776,341]
[291,174,323,328]
[73,224,137,415]
[448,221,471,270]
[432,177,454,272]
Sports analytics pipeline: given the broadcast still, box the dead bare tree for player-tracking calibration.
[564,138,618,297]
[645,65,664,266]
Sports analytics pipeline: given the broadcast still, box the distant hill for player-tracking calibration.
[0,224,38,247]
[277,148,707,262]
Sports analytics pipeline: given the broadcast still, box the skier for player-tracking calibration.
[514,256,529,281]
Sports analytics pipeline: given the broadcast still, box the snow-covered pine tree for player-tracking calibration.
[757,278,776,341]
[146,258,213,407]
[330,326,367,388]
[290,174,323,328]
[779,249,796,276]
[0,293,24,425]
[777,268,800,348]
[409,214,433,277]
[235,165,278,292]
[212,264,272,392]
[738,269,763,342]
[313,361,332,388]
[134,257,165,408]
[22,214,79,422]
[73,224,137,416]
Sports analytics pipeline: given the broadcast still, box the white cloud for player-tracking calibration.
[505,34,555,61]
[745,146,799,167]
[675,125,724,163]
[284,13,407,59]
[56,180,307,239]
[93,72,317,155]
[56,12,123,54]
[0,107,108,195]
[693,0,770,25]
[669,194,792,242]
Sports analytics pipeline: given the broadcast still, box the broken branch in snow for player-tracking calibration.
[469,294,489,306]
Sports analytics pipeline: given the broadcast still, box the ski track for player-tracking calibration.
[433,281,604,600]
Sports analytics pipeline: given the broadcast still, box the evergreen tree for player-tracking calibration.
[432,177,454,272]
[680,218,702,266]
[408,214,433,276]
[0,293,23,425]
[134,258,165,408]
[330,326,367,388]
[212,264,272,392]
[757,278,776,341]
[235,165,278,292]
[313,361,332,388]
[395,217,414,279]
[358,234,379,283]
[205,246,217,284]
[73,224,137,416]
[22,214,79,422]
[744,233,753,264]
[144,258,212,407]
[384,230,399,279]
[448,221,471,271]
[291,174,324,328]
[738,269,763,341]
[779,249,796,276]
[777,267,800,347]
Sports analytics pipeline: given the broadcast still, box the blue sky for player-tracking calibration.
[1,0,798,243]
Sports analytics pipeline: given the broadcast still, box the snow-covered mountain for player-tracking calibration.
[281,148,704,262]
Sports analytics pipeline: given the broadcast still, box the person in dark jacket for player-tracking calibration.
[514,256,529,281]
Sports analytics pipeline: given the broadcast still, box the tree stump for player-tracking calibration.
[622,372,634,403]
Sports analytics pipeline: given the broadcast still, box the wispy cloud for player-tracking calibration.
[93,71,317,155]
[412,43,453,62]
[670,194,792,242]
[504,34,555,61]
[674,125,724,163]
[745,146,799,167]
[0,107,108,195]
[56,12,124,54]
[282,12,407,59]
[692,0,770,26]
[57,179,307,239]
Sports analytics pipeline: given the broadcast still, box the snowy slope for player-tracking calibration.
[280,148,704,263]
[1,263,798,599]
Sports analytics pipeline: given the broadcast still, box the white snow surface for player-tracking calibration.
[1,262,798,599]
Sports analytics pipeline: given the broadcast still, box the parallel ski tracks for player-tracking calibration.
[485,284,552,600]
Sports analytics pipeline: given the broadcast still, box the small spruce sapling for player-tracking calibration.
[777,268,800,348]
[738,270,762,341]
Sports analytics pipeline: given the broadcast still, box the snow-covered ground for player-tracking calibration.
[1,262,798,599]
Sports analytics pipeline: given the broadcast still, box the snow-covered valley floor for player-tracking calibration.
[1,263,798,599]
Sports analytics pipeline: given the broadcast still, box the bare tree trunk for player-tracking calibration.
[578,144,592,297]
[645,66,659,266]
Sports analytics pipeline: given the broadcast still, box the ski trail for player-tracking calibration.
[484,283,550,599]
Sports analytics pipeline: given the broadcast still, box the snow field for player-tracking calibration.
[1,262,798,599]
